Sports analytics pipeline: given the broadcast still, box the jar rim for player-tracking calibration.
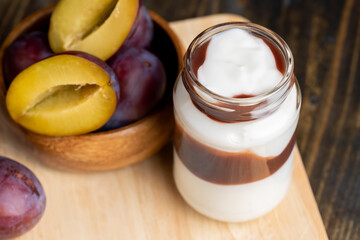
[183,22,294,105]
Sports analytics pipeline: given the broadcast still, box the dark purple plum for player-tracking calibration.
[103,48,166,130]
[60,51,121,102]
[121,6,154,50]
[3,31,53,88]
[0,157,46,239]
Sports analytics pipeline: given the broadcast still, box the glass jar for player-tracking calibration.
[173,22,301,222]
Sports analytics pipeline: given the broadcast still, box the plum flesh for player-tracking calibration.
[5,53,120,136]
[0,157,46,239]
[61,51,120,101]
[48,0,139,60]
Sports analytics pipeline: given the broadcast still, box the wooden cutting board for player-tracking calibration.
[0,14,328,240]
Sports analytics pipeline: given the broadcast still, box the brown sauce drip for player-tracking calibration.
[192,40,210,78]
[232,94,255,98]
[190,99,257,123]
[174,123,296,185]
[262,38,285,74]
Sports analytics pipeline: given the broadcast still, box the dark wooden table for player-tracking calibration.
[0,0,359,239]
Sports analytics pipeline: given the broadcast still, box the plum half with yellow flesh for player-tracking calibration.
[49,0,139,60]
[5,52,120,136]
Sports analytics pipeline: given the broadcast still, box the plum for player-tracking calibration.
[0,156,45,239]
[6,52,120,136]
[102,48,166,130]
[121,6,154,50]
[49,0,139,60]
[62,51,120,101]
[2,31,53,88]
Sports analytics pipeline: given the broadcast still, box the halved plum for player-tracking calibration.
[5,52,119,136]
[49,0,139,60]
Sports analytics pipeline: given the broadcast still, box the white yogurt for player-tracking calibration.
[174,149,294,222]
[198,29,283,97]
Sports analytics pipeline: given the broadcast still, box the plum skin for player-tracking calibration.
[121,6,154,50]
[103,48,166,130]
[2,31,53,88]
[0,157,46,239]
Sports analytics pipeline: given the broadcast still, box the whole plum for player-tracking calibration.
[121,6,154,50]
[103,48,166,130]
[3,31,53,87]
[0,157,46,239]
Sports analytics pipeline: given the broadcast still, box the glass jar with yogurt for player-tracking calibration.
[173,22,301,222]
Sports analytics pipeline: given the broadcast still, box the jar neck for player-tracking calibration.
[182,22,295,122]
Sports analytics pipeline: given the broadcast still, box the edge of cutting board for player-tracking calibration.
[0,13,329,240]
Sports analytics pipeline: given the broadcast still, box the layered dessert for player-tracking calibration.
[173,24,300,222]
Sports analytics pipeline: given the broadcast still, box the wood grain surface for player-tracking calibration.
[0,14,328,239]
[0,1,359,240]
[0,10,328,240]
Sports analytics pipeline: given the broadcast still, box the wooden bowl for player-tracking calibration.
[0,5,184,171]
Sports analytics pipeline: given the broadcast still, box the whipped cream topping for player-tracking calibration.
[197,29,283,97]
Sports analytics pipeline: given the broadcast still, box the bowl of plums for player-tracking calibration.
[0,1,183,171]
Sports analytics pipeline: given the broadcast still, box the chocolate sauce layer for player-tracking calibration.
[174,123,296,185]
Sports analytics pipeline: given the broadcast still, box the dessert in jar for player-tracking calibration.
[173,22,301,222]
